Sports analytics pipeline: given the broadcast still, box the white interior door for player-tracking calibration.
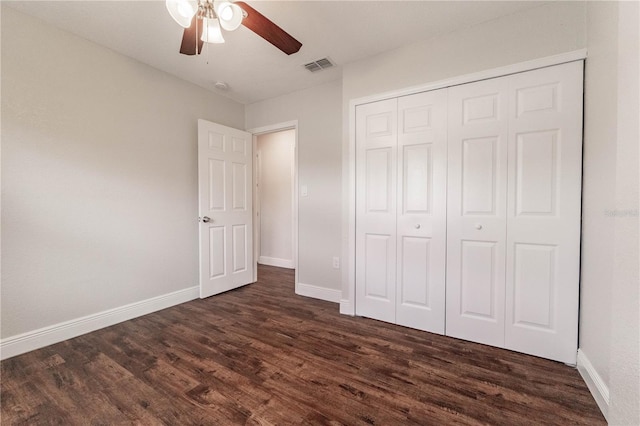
[446,77,509,347]
[355,99,398,323]
[198,119,254,298]
[504,61,583,364]
[395,89,447,333]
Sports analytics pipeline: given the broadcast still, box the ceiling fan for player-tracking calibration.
[166,0,302,56]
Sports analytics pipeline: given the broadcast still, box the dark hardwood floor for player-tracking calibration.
[2,265,605,425]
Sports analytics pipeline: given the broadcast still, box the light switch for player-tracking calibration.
[332,257,340,269]
[301,185,308,197]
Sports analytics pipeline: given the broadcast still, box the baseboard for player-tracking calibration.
[0,286,199,360]
[295,282,340,303]
[576,349,610,421]
[340,299,355,315]
[258,256,295,269]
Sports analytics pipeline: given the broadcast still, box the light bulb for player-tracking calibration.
[220,5,233,21]
[166,0,197,28]
[201,18,225,44]
[177,2,193,18]
[214,1,243,31]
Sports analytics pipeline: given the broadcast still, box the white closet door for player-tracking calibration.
[446,77,509,347]
[505,61,583,364]
[395,89,447,333]
[355,99,398,323]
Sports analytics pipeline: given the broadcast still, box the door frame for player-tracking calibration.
[248,121,299,285]
[342,49,587,316]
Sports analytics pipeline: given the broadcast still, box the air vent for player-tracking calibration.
[303,57,335,73]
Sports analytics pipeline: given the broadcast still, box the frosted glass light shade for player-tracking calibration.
[214,1,243,31]
[201,18,225,43]
[166,0,197,28]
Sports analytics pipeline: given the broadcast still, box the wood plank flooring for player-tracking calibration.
[2,265,605,425]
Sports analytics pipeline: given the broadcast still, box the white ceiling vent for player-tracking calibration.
[303,57,335,73]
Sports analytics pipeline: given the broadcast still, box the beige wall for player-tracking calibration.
[581,2,640,423]
[246,80,342,290]
[608,2,639,423]
[341,2,586,102]
[1,7,244,338]
[580,0,618,393]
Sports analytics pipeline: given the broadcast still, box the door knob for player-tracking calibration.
[415,224,421,229]
[201,216,211,223]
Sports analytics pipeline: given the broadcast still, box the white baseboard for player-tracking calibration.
[577,349,610,421]
[340,299,355,315]
[295,282,341,303]
[0,286,199,360]
[258,256,295,269]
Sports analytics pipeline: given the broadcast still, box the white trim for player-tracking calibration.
[350,49,588,108]
[258,256,295,269]
[344,49,588,317]
[248,120,298,136]
[249,121,299,286]
[340,299,355,315]
[0,286,199,360]
[253,142,261,283]
[346,94,357,316]
[296,282,341,304]
[292,127,298,286]
[577,349,610,421]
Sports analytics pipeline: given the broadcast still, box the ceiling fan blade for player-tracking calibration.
[180,16,204,55]
[235,1,302,55]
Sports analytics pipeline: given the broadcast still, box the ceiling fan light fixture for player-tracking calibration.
[214,1,243,31]
[201,18,225,44]
[174,0,302,56]
[166,0,197,28]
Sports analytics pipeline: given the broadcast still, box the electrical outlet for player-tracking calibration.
[332,256,340,269]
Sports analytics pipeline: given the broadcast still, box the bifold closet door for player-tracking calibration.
[356,90,447,333]
[355,99,398,323]
[446,77,509,347]
[395,89,447,333]
[505,61,583,364]
[446,61,583,363]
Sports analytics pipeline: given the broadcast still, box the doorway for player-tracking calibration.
[250,122,298,284]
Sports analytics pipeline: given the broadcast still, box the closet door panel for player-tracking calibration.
[446,78,509,347]
[396,89,447,333]
[355,99,398,323]
[505,61,583,364]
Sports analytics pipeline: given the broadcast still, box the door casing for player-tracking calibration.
[248,121,299,285]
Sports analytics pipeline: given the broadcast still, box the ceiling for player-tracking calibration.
[5,1,546,104]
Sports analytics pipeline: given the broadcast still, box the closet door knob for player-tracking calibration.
[415,224,421,229]
[475,223,482,230]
